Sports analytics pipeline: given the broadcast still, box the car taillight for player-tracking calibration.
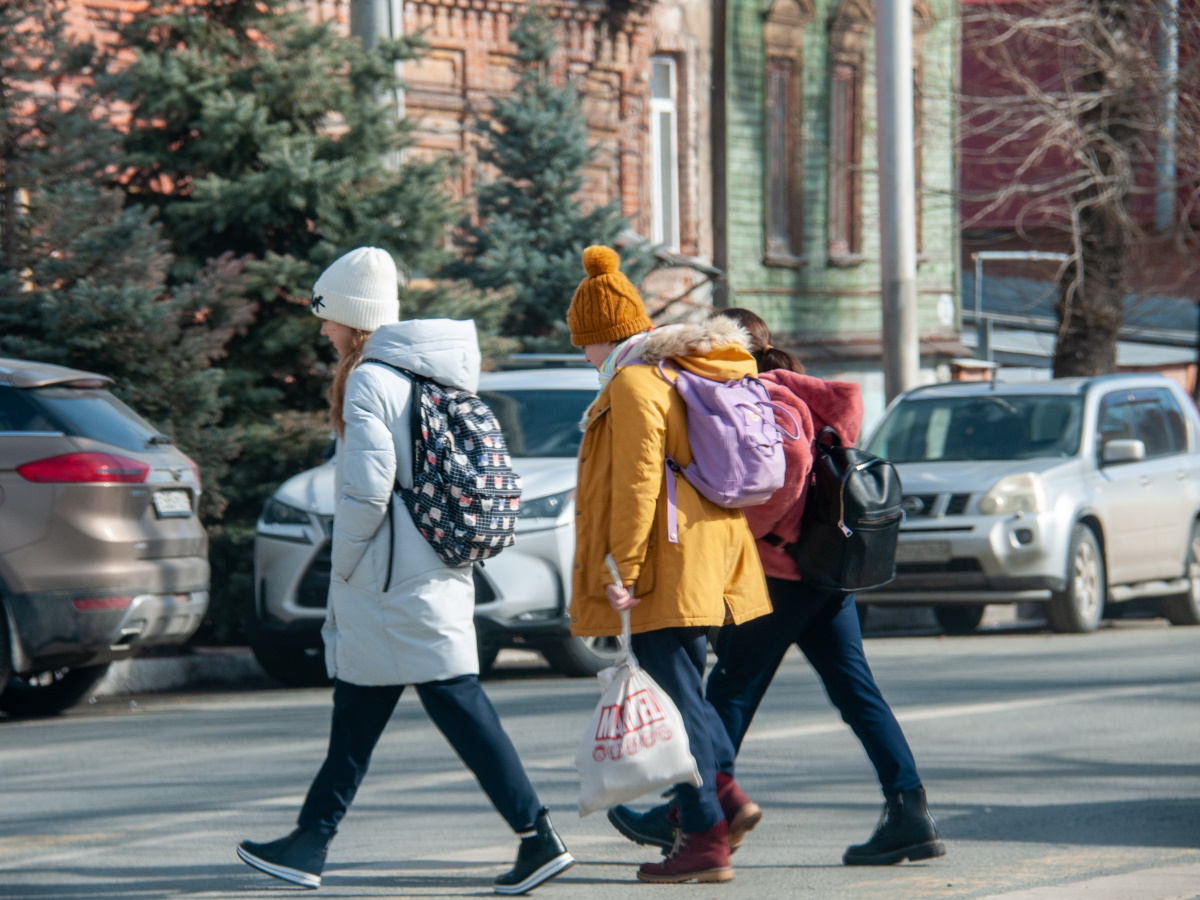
[186,455,201,486]
[72,596,133,611]
[17,452,151,484]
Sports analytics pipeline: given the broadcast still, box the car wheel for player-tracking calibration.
[540,634,622,677]
[934,605,986,635]
[0,663,111,717]
[1047,524,1105,634]
[249,634,332,688]
[1161,521,1200,626]
[0,604,11,694]
[477,636,500,675]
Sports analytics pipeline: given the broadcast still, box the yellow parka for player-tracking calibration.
[569,320,772,637]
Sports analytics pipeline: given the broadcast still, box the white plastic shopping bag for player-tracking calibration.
[575,556,701,817]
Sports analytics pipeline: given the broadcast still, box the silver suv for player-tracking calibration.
[250,366,620,684]
[0,358,209,715]
[861,374,1200,634]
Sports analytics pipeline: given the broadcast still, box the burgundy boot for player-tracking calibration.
[716,772,763,853]
[636,820,734,884]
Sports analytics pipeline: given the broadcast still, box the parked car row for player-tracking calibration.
[6,352,1198,714]
[0,358,209,716]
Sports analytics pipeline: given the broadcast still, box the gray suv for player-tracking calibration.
[0,358,209,715]
[861,374,1200,634]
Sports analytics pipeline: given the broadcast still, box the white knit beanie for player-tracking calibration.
[310,247,400,332]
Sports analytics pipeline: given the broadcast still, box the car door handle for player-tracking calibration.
[1140,475,1152,486]
[1178,470,1190,481]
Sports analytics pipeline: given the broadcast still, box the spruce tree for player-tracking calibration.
[0,0,251,521]
[451,3,636,346]
[104,0,460,420]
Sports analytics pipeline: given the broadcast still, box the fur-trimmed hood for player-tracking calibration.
[627,319,757,382]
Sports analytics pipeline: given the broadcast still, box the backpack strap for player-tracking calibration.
[360,358,426,490]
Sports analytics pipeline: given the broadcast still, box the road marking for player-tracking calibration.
[974,862,1200,900]
[744,681,1196,744]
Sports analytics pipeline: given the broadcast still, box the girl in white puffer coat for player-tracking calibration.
[236,247,573,896]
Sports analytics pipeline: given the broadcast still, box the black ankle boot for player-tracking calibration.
[606,802,677,853]
[237,827,333,888]
[494,808,575,895]
[842,787,946,866]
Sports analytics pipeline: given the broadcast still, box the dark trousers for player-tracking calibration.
[297,676,542,837]
[630,627,733,833]
[705,578,922,795]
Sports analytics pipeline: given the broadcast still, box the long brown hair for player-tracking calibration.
[328,328,372,437]
[713,307,804,374]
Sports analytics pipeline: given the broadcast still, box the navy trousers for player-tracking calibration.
[630,627,734,833]
[297,676,542,837]
[705,578,922,795]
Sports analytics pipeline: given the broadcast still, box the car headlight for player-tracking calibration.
[518,489,575,520]
[978,473,1046,515]
[261,497,313,526]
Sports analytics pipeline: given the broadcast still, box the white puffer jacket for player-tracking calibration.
[323,319,482,686]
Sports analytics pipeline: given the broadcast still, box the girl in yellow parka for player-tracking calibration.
[566,246,772,884]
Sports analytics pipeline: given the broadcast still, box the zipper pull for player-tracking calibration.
[839,521,854,537]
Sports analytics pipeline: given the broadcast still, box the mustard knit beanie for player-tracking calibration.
[566,246,652,347]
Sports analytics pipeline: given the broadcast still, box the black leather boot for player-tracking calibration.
[237,828,333,888]
[494,807,575,895]
[606,802,677,853]
[842,787,946,865]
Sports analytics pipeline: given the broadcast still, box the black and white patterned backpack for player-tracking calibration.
[365,360,521,566]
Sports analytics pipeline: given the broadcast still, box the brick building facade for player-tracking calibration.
[64,0,716,306]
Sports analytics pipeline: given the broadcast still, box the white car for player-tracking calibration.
[860,374,1200,634]
[249,366,617,684]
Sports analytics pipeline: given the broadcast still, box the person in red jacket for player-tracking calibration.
[607,308,946,867]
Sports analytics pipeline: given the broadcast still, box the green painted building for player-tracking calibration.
[712,0,961,424]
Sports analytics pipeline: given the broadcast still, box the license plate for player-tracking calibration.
[152,489,193,518]
[895,540,952,563]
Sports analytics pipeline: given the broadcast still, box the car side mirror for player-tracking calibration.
[1102,438,1146,465]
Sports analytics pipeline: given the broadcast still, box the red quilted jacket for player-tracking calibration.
[743,371,864,580]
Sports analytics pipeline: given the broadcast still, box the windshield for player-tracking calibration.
[478,389,594,458]
[866,394,1084,463]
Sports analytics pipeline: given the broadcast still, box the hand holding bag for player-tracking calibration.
[575,559,701,816]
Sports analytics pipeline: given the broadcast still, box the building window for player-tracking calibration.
[650,56,680,248]
[762,0,812,266]
[827,0,931,266]
[828,62,861,261]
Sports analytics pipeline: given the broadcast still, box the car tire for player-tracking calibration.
[249,633,332,688]
[540,634,622,678]
[477,636,500,675]
[0,663,111,717]
[1047,524,1105,634]
[1160,521,1200,626]
[934,605,985,635]
[0,603,11,693]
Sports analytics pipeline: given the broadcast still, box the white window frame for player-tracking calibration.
[649,56,681,249]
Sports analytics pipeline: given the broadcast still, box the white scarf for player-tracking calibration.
[579,331,651,430]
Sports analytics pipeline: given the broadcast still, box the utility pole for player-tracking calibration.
[350,0,406,121]
[876,0,920,401]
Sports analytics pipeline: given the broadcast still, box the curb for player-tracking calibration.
[93,647,274,698]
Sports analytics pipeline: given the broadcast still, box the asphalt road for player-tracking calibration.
[2,617,1199,900]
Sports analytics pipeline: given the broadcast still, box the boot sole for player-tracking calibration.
[237,844,321,888]
[493,852,575,895]
[843,839,946,866]
[637,866,734,884]
[726,802,763,854]
[606,809,675,852]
